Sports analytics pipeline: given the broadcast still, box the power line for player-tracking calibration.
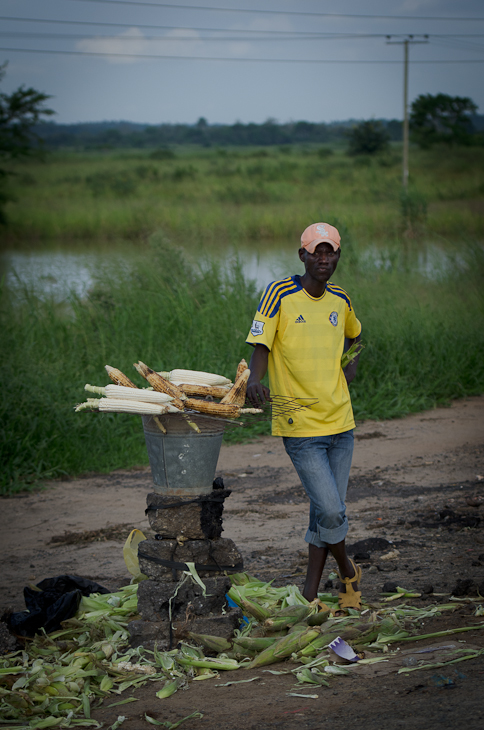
[1,46,483,63]
[0,31,393,43]
[2,31,458,43]
[4,29,484,43]
[69,0,484,22]
[0,16,370,35]
[430,36,484,53]
[3,17,484,39]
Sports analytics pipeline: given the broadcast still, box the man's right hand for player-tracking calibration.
[247,380,271,408]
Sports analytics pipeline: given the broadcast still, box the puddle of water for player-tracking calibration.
[0,241,463,302]
[0,246,302,301]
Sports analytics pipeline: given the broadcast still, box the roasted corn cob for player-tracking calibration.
[221,368,250,406]
[235,358,248,381]
[135,362,186,410]
[178,382,232,399]
[105,365,137,388]
[184,398,240,419]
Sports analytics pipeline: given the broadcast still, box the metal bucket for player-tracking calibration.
[142,414,225,495]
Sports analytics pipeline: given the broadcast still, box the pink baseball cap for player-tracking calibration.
[300,222,341,253]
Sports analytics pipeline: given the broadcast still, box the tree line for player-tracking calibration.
[1,58,483,224]
[33,117,404,150]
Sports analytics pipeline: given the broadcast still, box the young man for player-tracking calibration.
[246,222,362,608]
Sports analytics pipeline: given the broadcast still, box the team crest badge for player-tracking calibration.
[329,311,338,327]
[251,320,264,336]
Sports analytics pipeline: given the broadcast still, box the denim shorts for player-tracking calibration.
[283,430,354,548]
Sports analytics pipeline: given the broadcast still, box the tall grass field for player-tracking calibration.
[1,143,484,494]
[4,144,484,244]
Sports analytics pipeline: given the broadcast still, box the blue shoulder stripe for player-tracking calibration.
[327,283,352,310]
[258,277,302,318]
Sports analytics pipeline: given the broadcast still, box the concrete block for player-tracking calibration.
[138,537,243,581]
[145,489,231,540]
[137,575,232,622]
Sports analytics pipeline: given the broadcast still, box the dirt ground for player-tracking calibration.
[1,396,484,729]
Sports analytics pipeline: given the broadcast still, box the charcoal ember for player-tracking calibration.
[137,576,232,622]
[138,537,243,581]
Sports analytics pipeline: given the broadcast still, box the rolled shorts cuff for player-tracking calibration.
[304,518,348,548]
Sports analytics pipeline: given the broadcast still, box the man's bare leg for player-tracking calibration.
[302,544,329,601]
[303,541,359,601]
[327,539,359,593]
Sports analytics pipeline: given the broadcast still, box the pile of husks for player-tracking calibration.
[1,573,483,728]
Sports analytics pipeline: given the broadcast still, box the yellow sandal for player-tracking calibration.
[337,559,362,610]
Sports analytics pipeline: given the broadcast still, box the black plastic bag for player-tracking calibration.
[8,574,109,638]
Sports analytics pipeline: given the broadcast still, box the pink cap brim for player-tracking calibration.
[302,238,340,254]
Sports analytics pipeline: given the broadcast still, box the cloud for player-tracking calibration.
[76,27,203,64]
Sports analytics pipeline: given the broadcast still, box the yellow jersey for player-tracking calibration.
[246,275,362,437]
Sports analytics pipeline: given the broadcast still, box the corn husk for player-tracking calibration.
[155,676,184,699]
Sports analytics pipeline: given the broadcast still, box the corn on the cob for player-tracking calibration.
[232,636,278,652]
[263,606,313,631]
[184,398,240,419]
[187,633,232,653]
[235,358,248,381]
[105,365,137,388]
[159,369,232,387]
[247,627,320,668]
[220,368,250,406]
[85,384,173,404]
[298,631,340,657]
[177,383,232,399]
[240,408,263,414]
[135,362,186,410]
[97,399,179,415]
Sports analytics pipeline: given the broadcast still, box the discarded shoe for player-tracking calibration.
[337,559,362,610]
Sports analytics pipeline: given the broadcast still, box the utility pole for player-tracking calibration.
[387,35,428,188]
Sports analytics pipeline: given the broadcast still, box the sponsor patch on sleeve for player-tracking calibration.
[250,320,264,336]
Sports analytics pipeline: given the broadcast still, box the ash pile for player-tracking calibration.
[130,476,244,651]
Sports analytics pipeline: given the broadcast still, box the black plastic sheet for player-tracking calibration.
[8,574,109,637]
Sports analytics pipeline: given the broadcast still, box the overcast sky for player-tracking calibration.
[1,0,483,125]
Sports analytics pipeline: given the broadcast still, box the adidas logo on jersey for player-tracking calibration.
[295,315,306,323]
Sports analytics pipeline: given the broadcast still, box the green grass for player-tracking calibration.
[1,236,483,495]
[3,144,484,244]
[1,143,483,493]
